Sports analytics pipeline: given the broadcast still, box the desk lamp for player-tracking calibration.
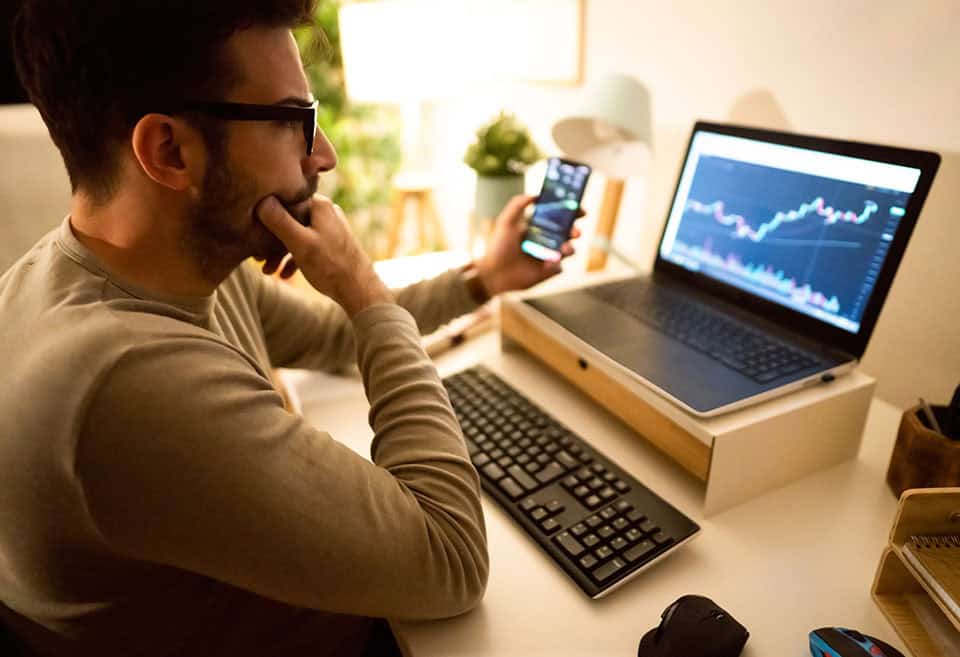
[551,74,652,271]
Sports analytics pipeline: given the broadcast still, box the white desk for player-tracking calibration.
[288,330,905,657]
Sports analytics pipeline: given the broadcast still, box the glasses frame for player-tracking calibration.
[166,101,319,156]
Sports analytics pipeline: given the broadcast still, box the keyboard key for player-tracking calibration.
[545,500,565,515]
[611,537,628,551]
[624,540,656,563]
[614,480,631,493]
[497,456,513,468]
[520,497,537,512]
[540,517,560,534]
[531,508,548,521]
[597,525,614,539]
[584,494,602,509]
[615,501,633,513]
[652,531,672,546]
[555,532,585,557]
[613,518,629,531]
[535,462,565,484]
[600,507,617,520]
[625,528,644,543]
[481,463,505,481]
[599,486,617,501]
[639,520,659,534]
[579,554,598,570]
[573,485,590,498]
[507,465,539,491]
[592,557,626,582]
[556,451,579,469]
[594,546,614,561]
[570,523,587,537]
[497,477,525,500]
[471,453,490,467]
[582,534,600,548]
[561,475,579,488]
[627,510,646,523]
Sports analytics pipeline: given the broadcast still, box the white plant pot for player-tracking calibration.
[475,174,524,221]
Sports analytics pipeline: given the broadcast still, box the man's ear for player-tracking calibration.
[130,114,207,191]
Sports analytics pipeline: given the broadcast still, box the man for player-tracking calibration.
[0,1,579,656]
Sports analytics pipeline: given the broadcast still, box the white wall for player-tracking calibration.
[424,0,960,409]
[0,105,72,272]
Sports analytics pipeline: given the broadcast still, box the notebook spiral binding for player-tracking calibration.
[910,534,960,549]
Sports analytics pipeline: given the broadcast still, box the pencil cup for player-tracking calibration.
[886,404,960,497]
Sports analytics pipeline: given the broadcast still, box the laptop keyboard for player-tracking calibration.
[590,280,819,383]
[444,365,700,598]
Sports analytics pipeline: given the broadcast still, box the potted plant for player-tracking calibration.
[464,111,543,221]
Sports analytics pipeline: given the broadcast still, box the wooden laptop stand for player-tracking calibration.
[499,274,876,515]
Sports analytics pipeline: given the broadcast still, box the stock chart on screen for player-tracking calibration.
[660,136,919,334]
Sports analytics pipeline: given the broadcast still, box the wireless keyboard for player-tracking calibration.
[443,365,700,598]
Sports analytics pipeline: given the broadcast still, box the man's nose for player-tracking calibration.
[304,126,337,177]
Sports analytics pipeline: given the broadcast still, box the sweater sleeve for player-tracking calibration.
[250,265,479,372]
[75,304,488,620]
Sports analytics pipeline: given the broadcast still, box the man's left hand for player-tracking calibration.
[474,195,582,297]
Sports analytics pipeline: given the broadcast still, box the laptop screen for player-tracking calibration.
[658,128,923,335]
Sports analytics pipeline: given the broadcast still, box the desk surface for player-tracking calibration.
[288,329,905,657]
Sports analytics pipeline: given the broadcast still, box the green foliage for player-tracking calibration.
[294,1,403,257]
[464,111,543,177]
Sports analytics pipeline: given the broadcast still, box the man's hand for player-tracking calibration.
[474,195,582,297]
[256,195,394,318]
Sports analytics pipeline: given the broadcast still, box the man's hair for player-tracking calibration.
[12,0,317,203]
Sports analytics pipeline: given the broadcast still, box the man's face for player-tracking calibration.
[184,26,337,275]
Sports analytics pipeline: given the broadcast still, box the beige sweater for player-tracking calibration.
[0,218,488,656]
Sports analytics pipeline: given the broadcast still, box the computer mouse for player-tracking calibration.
[809,627,905,657]
[638,594,749,657]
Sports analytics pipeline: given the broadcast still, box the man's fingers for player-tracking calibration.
[279,256,299,279]
[501,195,537,226]
[261,258,279,276]
[256,196,308,246]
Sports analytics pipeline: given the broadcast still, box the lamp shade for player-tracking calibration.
[551,74,652,179]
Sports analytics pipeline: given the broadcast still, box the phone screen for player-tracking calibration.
[521,157,591,261]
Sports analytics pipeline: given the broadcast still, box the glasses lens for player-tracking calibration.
[304,104,318,155]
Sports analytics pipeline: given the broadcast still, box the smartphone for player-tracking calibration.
[521,157,591,262]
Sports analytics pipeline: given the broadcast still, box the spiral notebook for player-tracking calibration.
[902,534,960,623]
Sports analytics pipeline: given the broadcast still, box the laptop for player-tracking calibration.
[525,121,940,417]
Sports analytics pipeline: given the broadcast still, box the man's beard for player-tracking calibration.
[183,157,317,285]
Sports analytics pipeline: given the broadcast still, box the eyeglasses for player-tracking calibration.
[167,100,320,156]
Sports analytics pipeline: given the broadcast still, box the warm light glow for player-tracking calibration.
[338,0,583,103]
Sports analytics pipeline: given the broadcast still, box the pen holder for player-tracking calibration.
[886,404,960,497]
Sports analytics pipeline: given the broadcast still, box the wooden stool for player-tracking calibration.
[385,176,447,258]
